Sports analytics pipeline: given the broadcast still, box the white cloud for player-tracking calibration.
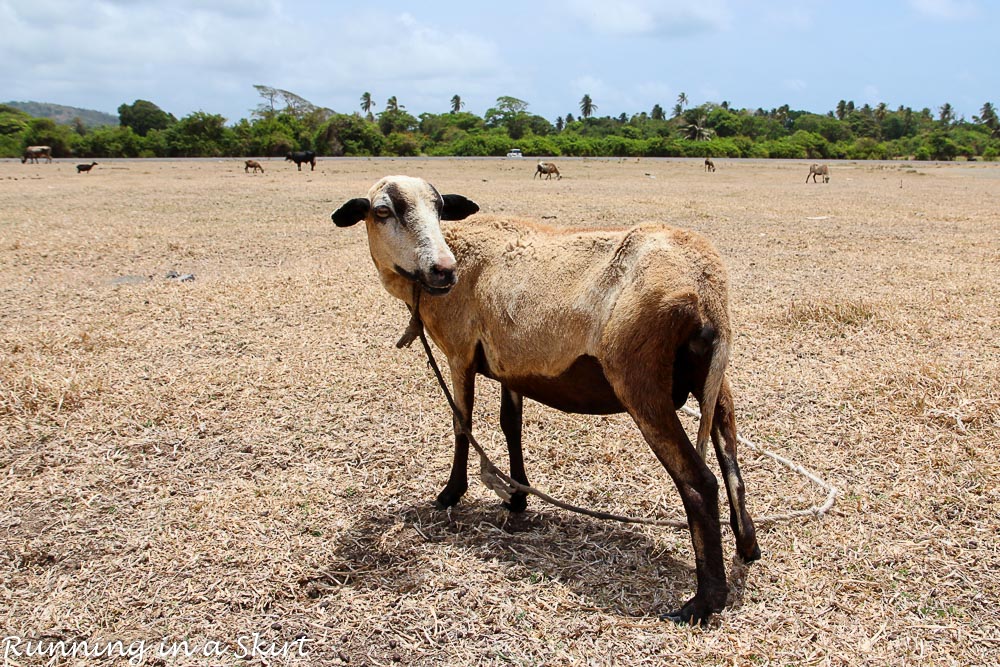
[564,0,730,37]
[307,11,507,115]
[0,2,506,119]
[908,0,978,19]
[570,75,612,99]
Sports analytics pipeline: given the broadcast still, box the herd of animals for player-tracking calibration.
[18,146,833,183]
[12,144,841,626]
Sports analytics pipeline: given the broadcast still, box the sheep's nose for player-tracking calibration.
[429,265,456,287]
[429,258,456,287]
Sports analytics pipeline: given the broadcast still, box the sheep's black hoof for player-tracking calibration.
[434,485,467,510]
[741,543,762,564]
[502,493,528,513]
[661,599,713,627]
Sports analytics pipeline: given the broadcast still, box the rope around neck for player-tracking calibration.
[400,290,837,528]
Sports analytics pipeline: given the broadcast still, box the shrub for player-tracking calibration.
[384,132,421,156]
[760,139,806,159]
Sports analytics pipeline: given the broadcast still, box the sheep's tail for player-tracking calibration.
[695,335,728,461]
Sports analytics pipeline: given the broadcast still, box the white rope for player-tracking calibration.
[407,292,838,529]
[680,405,838,526]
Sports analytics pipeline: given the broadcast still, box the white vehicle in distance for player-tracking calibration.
[506,148,524,158]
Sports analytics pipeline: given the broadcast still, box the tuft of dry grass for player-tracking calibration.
[773,298,884,329]
[1,157,998,665]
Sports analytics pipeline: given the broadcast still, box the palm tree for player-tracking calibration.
[386,96,399,112]
[978,101,997,124]
[875,102,888,122]
[976,102,999,136]
[939,103,954,125]
[450,94,464,114]
[835,100,847,120]
[672,102,683,118]
[682,113,714,141]
[360,92,374,114]
[579,94,597,119]
[555,116,564,132]
[677,92,688,109]
[651,104,665,121]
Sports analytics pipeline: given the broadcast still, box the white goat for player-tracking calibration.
[331,175,760,625]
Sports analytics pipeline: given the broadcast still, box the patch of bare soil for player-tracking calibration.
[1,157,997,665]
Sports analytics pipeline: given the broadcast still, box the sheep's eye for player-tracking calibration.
[374,206,392,219]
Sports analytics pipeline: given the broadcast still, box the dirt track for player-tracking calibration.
[2,157,998,665]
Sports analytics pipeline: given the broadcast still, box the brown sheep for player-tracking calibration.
[21,146,53,164]
[704,157,716,172]
[244,159,264,173]
[534,161,561,180]
[331,175,760,626]
[807,164,830,183]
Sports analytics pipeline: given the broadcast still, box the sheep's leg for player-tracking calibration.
[637,408,727,625]
[710,380,760,563]
[611,371,727,625]
[500,385,528,512]
[435,366,475,509]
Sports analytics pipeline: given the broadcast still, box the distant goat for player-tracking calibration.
[285,151,316,171]
[807,164,830,183]
[331,175,760,626]
[76,162,98,174]
[534,161,561,180]
[704,157,716,172]
[21,146,53,164]
[245,159,264,173]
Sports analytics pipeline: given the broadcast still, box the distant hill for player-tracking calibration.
[4,101,118,128]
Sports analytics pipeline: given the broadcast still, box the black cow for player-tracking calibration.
[285,151,316,171]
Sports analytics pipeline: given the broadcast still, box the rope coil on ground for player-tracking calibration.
[404,297,837,529]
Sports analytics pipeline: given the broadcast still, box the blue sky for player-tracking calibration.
[1,0,995,123]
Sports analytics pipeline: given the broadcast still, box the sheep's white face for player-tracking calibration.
[367,176,456,293]
[332,176,479,295]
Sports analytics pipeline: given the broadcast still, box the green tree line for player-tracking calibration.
[3,88,999,161]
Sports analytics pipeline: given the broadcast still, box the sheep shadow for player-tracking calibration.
[314,497,753,620]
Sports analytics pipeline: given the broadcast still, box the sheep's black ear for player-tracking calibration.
[441,194,479,221]
[332,198,370,227]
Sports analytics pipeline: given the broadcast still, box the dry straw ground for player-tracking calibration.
[1,157,998,666]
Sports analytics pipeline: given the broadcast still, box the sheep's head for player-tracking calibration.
[332,176,479,295]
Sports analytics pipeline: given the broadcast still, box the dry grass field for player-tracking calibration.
[1,156,998,666]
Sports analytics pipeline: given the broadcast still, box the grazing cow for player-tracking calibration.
[704,157,716,172]
[534,161,561,180]
[285,151,316,171]
[331,176,761,626]
[806,164,830,183]
[21,146,53,164]
[245,159,264,173]
[76,162,98,174]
